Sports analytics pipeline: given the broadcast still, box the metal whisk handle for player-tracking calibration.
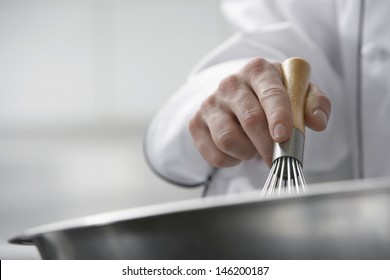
[272,128,304,164]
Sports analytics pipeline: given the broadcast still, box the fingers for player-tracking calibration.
[304,83,331,131]
[213,71,276,167]
[241,58,293,143]
[207,113,258,161]
[189,93,258,168]
[189,112,241,167]
[226,84,275,167]
[188,57,331,169]
[189,58,295,168]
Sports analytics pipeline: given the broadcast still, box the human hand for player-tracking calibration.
[188,58,331,168]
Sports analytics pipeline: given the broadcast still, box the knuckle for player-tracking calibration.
[214,129,239,152]
[242,109,266,130]
[200,95,216,112]
[218,74,241,93]
[260,86,285,102]
[243,57,268,73]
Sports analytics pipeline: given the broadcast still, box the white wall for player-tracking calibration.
[0,0,230,259]
[0,0,229,127]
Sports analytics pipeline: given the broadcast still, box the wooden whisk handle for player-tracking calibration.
[281,57,311,133]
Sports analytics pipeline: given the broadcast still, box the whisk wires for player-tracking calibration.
[261,156,307,198]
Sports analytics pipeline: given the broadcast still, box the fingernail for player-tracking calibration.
[273,123,288,140]
[313,109,328,127]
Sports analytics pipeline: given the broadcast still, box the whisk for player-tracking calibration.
[261,57,310,198]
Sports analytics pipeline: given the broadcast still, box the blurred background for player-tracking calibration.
[0,0,231,259]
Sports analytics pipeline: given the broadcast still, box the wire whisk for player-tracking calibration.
[261,57,310,198]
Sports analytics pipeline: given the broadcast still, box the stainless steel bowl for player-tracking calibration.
[9,178,390,259]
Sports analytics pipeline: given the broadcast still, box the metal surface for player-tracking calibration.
[272,128,305,163]
[9,178,390,259]
[261,157,307,197]
[262,129,307,197]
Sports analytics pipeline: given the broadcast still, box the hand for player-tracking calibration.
[188,58,331,167]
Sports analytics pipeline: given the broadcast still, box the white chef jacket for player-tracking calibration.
[144,0,390,196]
